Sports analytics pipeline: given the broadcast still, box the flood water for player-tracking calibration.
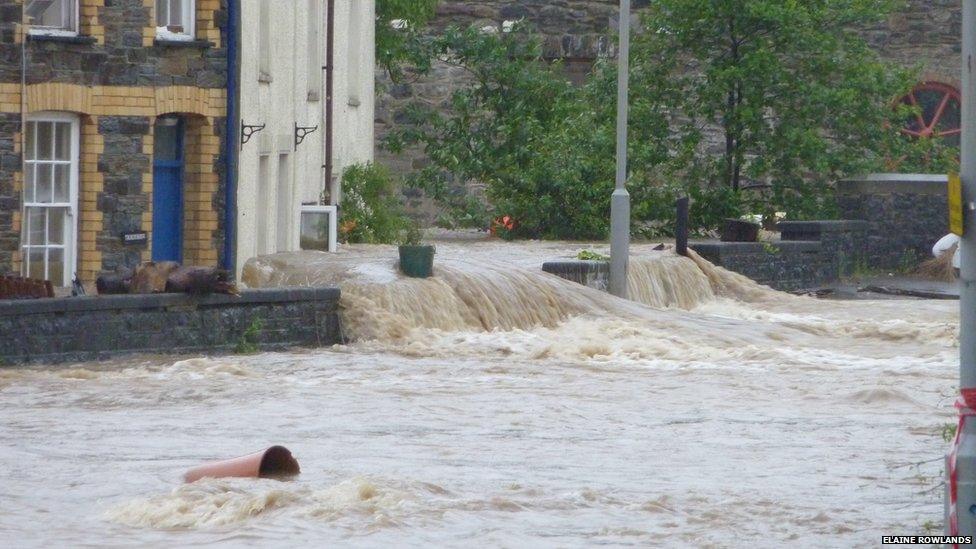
[0,240,960,547]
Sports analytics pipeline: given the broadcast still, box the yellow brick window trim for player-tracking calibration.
[196,0,222,48]
[79,0,106,45]
[15,83,225,118]
[78,115,105,282]
[180,115,221,267]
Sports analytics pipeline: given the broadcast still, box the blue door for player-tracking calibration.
[152,117,184,262]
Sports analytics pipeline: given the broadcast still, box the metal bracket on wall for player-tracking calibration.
[294,123,319,150]
[241,121,266,150]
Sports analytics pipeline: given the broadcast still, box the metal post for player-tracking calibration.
[952,0,976,542]
[609,0,632,298]
[676,197,689,257]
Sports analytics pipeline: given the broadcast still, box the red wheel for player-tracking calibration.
[900,82,961,146]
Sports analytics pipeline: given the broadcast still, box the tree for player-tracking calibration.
[376,0,439,81]
[632,0,918,220]
[386,25,621,239]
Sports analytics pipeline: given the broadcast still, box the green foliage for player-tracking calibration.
[388,24,618,239]
[398,220,424,246]
[387,1,953,239]
[376,0,439,81]
[339,163,410,244]
[632,0,920,222]
[577,250,610,261]
[235,318,264,355]
[943,422,958,443]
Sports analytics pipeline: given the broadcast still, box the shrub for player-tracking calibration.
[339,163,409,244]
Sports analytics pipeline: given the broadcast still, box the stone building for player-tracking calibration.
[236,0,374,276]
[375,0,965,208]
[0,0,229,288]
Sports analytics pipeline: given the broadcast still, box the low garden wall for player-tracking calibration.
[0,288,343,365]
[837,173,948,271]
[544,220,868,293]
[691,220,867,291]
[541,261,609,291]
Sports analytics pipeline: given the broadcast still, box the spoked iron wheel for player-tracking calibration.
[900,82,962,147]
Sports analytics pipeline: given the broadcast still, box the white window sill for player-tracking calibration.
[155,28,194,42]
[28,28,79,38]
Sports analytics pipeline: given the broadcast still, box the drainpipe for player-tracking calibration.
[324,0,335,204]
[223,0,240,274]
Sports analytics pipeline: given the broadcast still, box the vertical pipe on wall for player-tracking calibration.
[223,0,241,273]
[324,0,335,205]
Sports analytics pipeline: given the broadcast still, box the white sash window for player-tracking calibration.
[156,0,196,41]
[25,0,79,35]
[22,114,79,287]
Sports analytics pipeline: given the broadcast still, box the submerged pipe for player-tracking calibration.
[184,445,300,483]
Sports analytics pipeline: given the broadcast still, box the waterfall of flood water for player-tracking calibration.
[242,249,767,342]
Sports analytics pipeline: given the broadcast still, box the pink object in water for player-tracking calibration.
[183,445,301,483]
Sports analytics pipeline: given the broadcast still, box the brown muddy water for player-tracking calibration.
[0,241,960,547]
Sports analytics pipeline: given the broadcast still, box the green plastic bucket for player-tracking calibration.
[398,245,435,278]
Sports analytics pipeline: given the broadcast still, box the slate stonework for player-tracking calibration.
[837,175,949,271]
[23,2,227,88]
[0,288,343,365]
[97,116,151,272]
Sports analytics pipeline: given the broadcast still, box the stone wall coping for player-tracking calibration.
[691,240,822,254]
[838,173,948,195]
[542,260,609,269]
[0,287,340,317]
[777,220,870,232]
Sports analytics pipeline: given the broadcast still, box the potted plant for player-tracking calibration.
[397,222,435,278]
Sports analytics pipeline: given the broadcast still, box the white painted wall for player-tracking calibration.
[237,0,374,276]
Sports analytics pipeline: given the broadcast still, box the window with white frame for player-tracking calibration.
[156,0,195,41]
[307,0,322,100]
[26,0,78,35]
[22,114,79,287]
[258,0,272,81]
[347,0,363,106]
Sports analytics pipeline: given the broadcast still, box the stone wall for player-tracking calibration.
[777,220,870,279]
[0,112,17,275]
[866,0,960,86]
[542,260,609,291]
[837,174,948,271]
[542,221,868,292]
[0,287,343,365]
[691,241,830,292]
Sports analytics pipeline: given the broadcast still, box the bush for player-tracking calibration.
[339,163,409,244]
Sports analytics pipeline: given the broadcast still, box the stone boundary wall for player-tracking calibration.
[0,287,342,365]
[542,260,609,291]
[691,241,826,291]
[691,221,868,291]
[543,220,868,293]
[837,174,948,271]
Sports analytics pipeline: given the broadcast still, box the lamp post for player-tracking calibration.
[951,1,976,542]
[609,0,632,298]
